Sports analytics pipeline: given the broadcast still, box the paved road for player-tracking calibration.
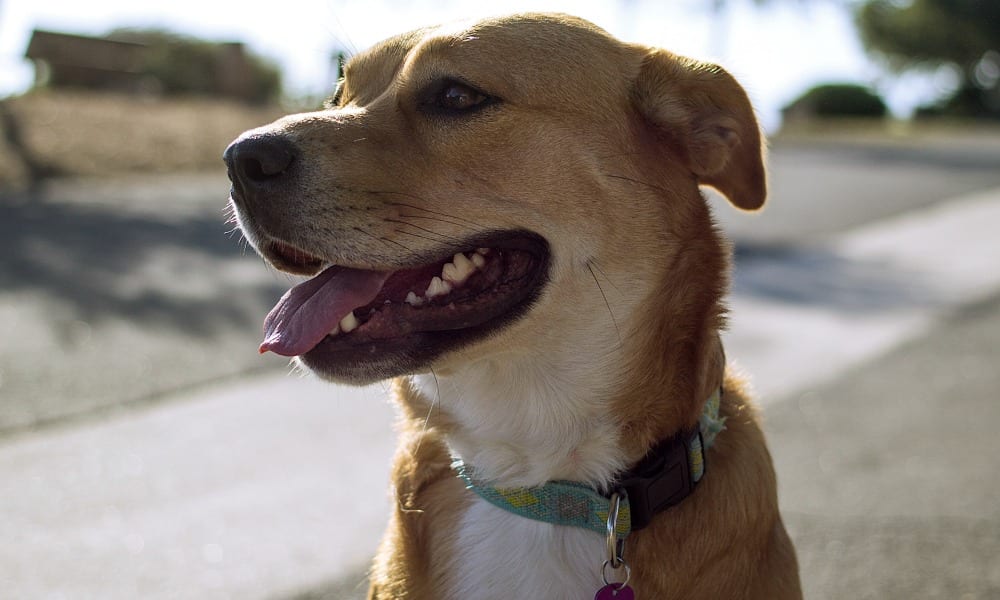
[2,137,999,598]
[0,174,289,432]
[771,291,1000,599]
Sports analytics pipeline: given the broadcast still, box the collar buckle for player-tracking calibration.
[618,427,703,531]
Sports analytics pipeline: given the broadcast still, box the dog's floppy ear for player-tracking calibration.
[633,49,766,211]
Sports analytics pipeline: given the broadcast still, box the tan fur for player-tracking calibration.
[229,12,800,599]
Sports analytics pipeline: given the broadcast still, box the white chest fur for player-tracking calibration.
[443,495,607,599]
[411,352,626,488]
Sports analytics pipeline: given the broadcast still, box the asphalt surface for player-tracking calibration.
[770,291,1000,599]
[0,173,290,432]
[2,135,1000,599]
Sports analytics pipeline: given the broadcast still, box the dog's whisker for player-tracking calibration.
[603,172,670,196]
[352,226,420,259]
[388,202,481,228]
[393,229,443,245]
[227,227,250,255]
[395,370,439,517]
[409,368,441,462]
[588,260,622,348]
[387,219,468,245]
[287,358,309,378]
[386,219,466,244]
[397,213,478,232]
[589,261,624,296]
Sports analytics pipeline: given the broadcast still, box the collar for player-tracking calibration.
[453,387,725,540]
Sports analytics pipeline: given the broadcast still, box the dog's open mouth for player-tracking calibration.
[258,231,549,380]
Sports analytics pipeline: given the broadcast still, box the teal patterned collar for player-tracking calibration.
[453,388,725,540]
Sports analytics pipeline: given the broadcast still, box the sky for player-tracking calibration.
[0,0,953,130]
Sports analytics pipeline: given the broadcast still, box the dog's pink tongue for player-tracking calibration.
[260,266,390,356]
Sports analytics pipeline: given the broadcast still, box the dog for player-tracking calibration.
[224,13,801,599]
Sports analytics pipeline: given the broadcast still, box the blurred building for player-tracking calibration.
[26,30,148,92]
[25,29,268,102]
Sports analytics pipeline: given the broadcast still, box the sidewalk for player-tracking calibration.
[770,291,1000,599]
[2,186,999,599]
[0,375,396,600]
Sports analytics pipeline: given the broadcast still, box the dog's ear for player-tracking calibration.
[632,50,766,211]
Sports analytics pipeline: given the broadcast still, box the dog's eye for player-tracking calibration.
[429,80,494,114]
[439,83,486,110]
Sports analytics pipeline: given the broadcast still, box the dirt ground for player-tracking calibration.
[0,90,287,187]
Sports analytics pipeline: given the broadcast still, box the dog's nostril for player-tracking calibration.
[225,134,296,187]
[241,156,272,182]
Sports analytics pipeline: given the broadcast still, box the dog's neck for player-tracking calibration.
[409,324,725,490]
[411,343,625,488]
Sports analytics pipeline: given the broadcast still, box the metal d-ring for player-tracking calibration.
[601,558,632,589]
[606,491,624,569]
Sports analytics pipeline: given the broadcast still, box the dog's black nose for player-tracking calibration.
[223,134,297,192]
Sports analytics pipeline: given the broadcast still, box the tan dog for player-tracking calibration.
[225,13,800,599]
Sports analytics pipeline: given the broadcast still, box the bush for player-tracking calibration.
[915,83,1000,121]
[783,83,888,120]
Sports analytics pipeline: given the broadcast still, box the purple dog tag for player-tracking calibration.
[594,583,635,599]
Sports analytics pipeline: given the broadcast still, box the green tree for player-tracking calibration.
[855,0,1000,119]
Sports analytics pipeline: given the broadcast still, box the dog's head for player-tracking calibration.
[225,13,764,385]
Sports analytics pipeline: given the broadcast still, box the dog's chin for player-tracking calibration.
[290,231,550,385]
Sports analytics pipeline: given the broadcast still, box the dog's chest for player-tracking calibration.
[443,495,606,599]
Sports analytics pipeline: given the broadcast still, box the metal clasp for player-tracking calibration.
[605,491,629,573]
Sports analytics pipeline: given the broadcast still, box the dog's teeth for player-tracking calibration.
[405,291,424,306]
[328,325,341,336]
[443,252,476,284]
[454,252,476,273]
[339,311,359,333]
[476,248,489,255]
[425,276,452,298]
[471,252,486,268]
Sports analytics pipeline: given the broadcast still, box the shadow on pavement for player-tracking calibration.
[0,179,291,432]
[733,242,936,312]
[0,192,284,334]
